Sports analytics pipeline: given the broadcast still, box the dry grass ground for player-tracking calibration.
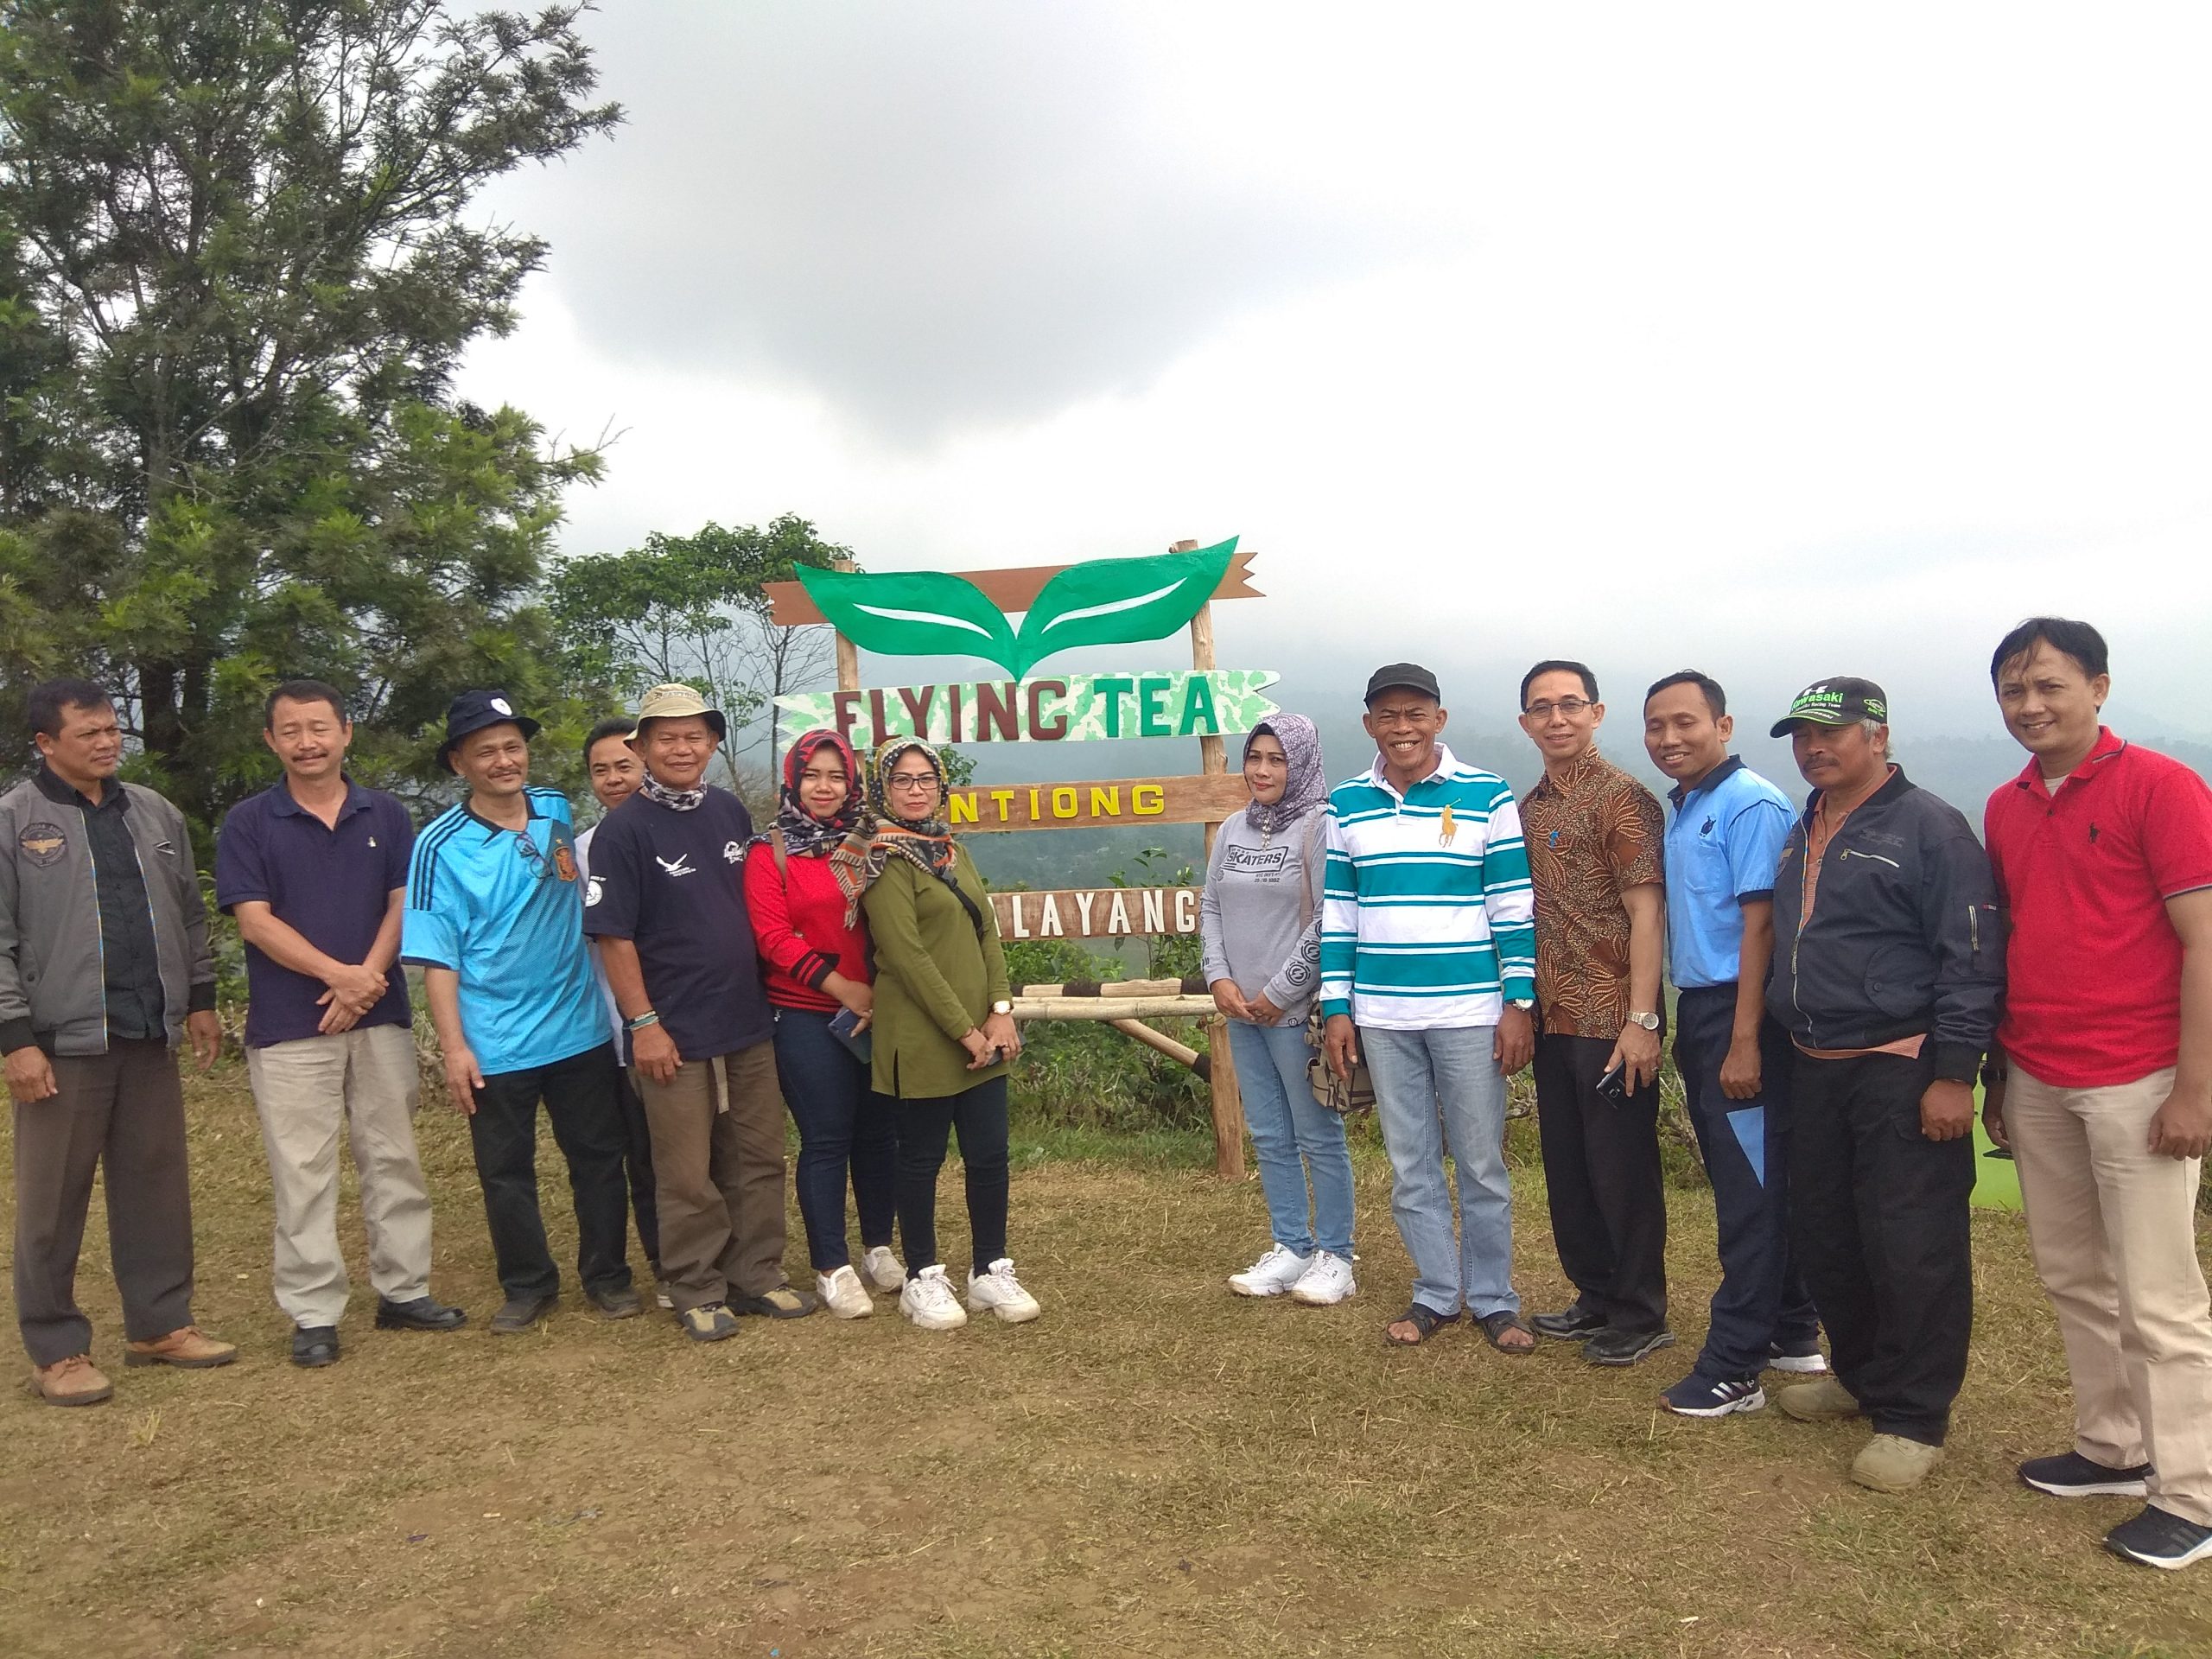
[2,1060,2209,1659]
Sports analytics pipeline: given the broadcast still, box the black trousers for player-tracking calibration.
[611,1067,662,1276]
[1673,988,1821,1379]
[1788,1050,1974,1446]
[467,1041,634,1300]
[1533,1032,1668,1334]
[893,1075,1010,1277]
[12,1041,197,1365]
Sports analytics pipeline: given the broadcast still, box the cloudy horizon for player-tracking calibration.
[460,3,2212,746]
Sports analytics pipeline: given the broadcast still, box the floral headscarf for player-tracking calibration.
[1243,713,1328,836]
[769,728,862,859]
[830,735,960,921]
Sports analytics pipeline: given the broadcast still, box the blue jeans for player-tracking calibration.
[772,1007,899,1272]
[1362,1025,1518,1319]
[1227,1020,1356,1258]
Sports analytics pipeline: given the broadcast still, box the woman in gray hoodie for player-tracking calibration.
[1200,714,1357,1305]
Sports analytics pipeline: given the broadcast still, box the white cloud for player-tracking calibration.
[465,3,2212,736]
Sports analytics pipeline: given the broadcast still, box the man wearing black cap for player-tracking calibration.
[1764,677,2002,1493]
[1319,663,1538,1351]
[401,691,640,1333]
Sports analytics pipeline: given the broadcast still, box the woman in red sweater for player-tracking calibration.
[745,729,904,1318]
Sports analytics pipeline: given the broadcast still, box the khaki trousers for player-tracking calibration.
[632,1040,785,1309]
[2010,1064,2212,1525]
[245,1023,434,1329]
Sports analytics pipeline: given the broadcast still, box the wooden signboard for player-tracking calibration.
[948,772,1248,832]
[992,886,1202,941]
[762,547,1263,629]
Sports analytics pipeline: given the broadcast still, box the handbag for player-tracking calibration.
[1293,813,1374,1116]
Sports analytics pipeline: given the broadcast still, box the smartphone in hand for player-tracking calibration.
[829,1007,873,1065]
[1596,1062,1629,1103]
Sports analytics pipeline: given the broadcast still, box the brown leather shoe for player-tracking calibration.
[124,1325,238,1370]
[29,1353,114,1407]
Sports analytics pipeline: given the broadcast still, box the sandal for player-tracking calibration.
[1476,1308,1536,1354]
[1383,1303,1462,1346]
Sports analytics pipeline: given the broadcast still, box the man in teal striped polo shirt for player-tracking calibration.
[1321,664,1538,1351]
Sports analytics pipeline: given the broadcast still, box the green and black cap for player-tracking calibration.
[1770,677,1888,738]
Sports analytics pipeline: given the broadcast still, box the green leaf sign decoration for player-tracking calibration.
[794,538,1237,677]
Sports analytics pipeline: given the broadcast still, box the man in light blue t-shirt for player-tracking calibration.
[402,691,639,1334]
[1643,671,1823,1418]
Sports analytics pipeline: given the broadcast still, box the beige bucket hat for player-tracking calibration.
[631,682,728,741]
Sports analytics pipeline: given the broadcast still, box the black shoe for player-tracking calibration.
[1583,1326,1677,1367]
[290,1325,340,1369]
[488,1292,558,1334]
[2020,1451,2153,1498]
[585,1283,644,1320]
[1530,1304,1610,1343]
[2105,1504,2212,1570]
[374,1295,467,1332]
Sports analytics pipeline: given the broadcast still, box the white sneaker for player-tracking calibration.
[861,1245,907,1294]
[1289,1249,1357,1306]
[1229,1243,1313,1298]
[899,1264,969,1331]
[817,1264,874,1319]
[966,1257,1041,1324]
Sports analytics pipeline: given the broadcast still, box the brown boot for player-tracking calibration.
[29,1354,114,1407]
[124,1325,238,1370]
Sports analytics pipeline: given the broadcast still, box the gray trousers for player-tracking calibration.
[12,1039,197,1366]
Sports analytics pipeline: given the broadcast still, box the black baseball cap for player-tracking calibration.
[1770,677,1889,738]
[437,690,541,772]
[1364,662,1442,705]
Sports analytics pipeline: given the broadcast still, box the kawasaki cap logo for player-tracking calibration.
[1770,677,1889,738]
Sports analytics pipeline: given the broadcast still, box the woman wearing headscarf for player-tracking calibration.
[836,736,1039,1331]
[745,729,904,1319]
[1199,714,1357,1305]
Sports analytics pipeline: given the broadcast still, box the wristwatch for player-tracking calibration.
[1624,1010,1660,1032]
[990,1000,1012,1016]
[1507,998,1535,1014]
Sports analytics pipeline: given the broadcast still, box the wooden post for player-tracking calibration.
[1178,537,1245,1179]
[830,555,861,696]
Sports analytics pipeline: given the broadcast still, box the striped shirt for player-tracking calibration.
[1319,743,1536,1030]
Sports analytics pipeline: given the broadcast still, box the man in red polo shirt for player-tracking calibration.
[1981,617,2212,1572]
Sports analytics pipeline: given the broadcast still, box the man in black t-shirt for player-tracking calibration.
[583,683,814,1340]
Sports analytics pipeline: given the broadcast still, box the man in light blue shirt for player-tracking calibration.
[402,691,639,1334]
[1643,671,1822,1417]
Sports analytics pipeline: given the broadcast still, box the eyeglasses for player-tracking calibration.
[1523,697,1594,720]
[886,773,938,791]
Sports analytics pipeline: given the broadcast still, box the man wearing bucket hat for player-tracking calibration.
[582,683,814,1340]
[1763,676,2002,1493]
[403,691,641,1333]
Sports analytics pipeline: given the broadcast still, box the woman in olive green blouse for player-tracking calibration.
[836,737,1039,1331]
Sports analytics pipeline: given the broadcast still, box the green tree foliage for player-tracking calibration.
[550,515,849,786]
[0,1,620,821]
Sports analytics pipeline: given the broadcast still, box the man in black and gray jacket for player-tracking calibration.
[1762,677,2002,1495]
[1,678,235,1406]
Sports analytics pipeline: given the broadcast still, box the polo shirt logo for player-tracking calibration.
[657,853,697,878]
[585,875,604,906]
[1700,816,1715,836]
[18,822,65,866]
[552,843,578,882]
[722,840,745,865]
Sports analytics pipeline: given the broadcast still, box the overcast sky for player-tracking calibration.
[461,3,2212,746]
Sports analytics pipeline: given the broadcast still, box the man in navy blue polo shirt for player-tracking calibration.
[217,681,467,1367]
[1643,671,1823,1419]
[585,683,811,1340]
[403,691,639,1334]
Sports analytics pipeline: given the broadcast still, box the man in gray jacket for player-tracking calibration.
[2,678,234,1405]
